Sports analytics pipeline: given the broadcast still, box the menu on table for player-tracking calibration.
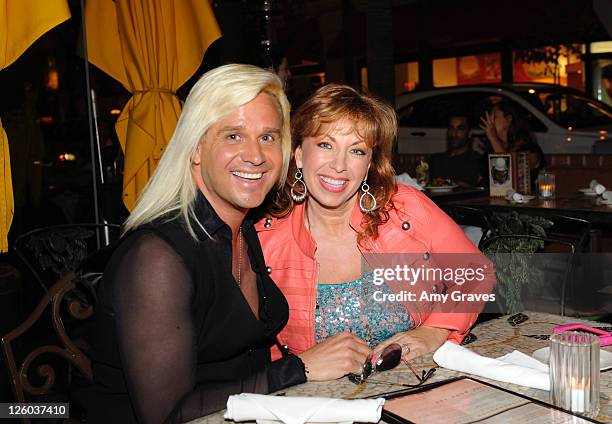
[382,377,598,424]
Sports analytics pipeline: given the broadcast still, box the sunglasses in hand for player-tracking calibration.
[348,343,436,387]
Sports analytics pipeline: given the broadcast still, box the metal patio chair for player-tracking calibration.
[12,223,121,295]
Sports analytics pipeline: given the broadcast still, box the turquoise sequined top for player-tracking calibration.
[314,274,415,349]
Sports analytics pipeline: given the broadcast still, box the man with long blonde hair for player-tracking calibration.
[79,64,306,423]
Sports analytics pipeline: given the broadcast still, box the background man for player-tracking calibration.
[429,113,486,187]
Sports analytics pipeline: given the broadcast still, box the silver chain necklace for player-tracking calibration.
[237,227,243,288]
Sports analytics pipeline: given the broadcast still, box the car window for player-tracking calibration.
[398,92,547,132]
[397,97,446,128]
[536,92,612,129]
[398,92,496,128]
[495,96,548,133]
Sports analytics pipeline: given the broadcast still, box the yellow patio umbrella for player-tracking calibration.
[0,0,71,252]
[85,0,221,211]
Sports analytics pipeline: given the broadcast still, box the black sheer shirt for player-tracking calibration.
[79,193,305,423]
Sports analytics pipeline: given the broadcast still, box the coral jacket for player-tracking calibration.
[256,184,495,360]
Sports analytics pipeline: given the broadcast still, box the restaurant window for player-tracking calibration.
[363,63,419,94]
[590,41,612,107]
[433,58,456,87]
[513,44,584,91]
[593,58,612,107]
[433,53,502,88]
[395,62,419,94]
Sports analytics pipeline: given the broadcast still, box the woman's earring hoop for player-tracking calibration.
[360,180,377,213]
[291,169,308,202]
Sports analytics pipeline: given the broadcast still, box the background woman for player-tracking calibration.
[257,84,495,381]
[80,64,305,423]
[480,100,546,182]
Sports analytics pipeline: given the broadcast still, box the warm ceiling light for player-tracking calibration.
[528,89,536,94]
[110,108,121,115]
[58,153,76,161]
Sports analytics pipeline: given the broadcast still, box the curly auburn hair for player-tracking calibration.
[268,83,398,245]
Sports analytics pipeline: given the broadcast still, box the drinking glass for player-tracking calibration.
[538,171,556,199]
[549,331,600,418]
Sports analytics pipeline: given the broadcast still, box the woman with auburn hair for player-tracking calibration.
[257,84,495,381]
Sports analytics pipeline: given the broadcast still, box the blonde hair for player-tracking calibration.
[123,64,291,239]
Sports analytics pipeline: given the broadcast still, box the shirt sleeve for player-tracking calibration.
[415,194,496,343]
[108,232,305,423]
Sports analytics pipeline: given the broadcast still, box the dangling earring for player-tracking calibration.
[291,169,308,202]
[360,179,377,213]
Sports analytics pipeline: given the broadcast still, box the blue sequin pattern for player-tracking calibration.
[314,274,415,348]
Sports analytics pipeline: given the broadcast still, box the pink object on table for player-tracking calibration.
[553,323,612,347]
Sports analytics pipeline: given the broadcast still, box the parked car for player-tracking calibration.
[396,83,612,155]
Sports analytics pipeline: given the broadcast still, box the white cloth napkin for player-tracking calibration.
[505,189,524,202]
[590,179,607,195]
[433,341,550,391]
[602,190,612,201]
[394,173,424,190]
[595,184,607,195]
[224,394,385,424]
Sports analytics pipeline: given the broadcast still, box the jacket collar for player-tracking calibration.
[291,198,365,258]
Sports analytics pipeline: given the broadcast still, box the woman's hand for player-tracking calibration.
[480,111,505,152]
[371,326,450,362]
[297,332,371,381]
[480,111,497,140]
